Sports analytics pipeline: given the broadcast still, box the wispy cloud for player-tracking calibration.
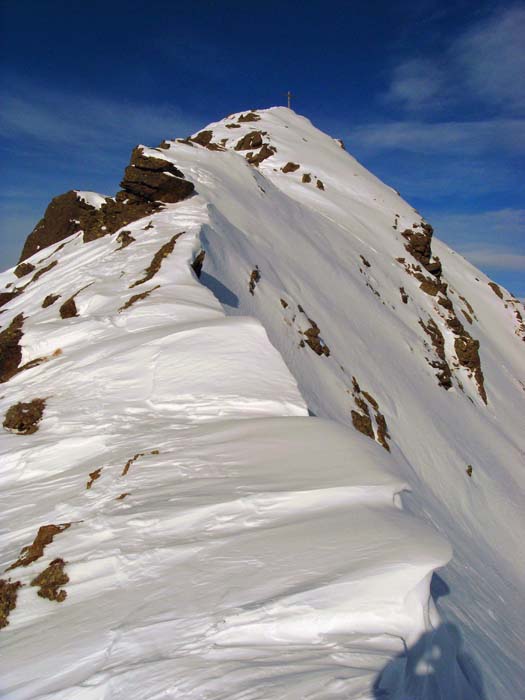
[349,119,525,156]
[385,5,525,114]
[430,209,525,271]
[0,79,199,149]
[453,5,525,114]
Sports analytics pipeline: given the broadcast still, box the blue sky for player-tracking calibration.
[1,0,523,296]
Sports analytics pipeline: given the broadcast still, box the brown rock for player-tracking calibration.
[191,250,206,278]
[42,294,60,308]
[130,233,183,288]
[235,131,264,151]
[59,297,78,319]
[249,266,261,295]
[116,230,135,250]
[7,523,71,570]
[190,130,213,146]
[238,112,261,122]
[302,173,311,183]
[0,579,22,629]
[316,179,325,190]
[282,162,300,173]
[31,558,69,602]
[488,281,503,299]
[3,398,46,435]
[119,285,160,312]
[400,287,409,304]
[246,144,276,166]
[351,410,375,439]
[0,314,24,383]
[18,191,96,262]
[86,468,102,489]
[14,262,35,278]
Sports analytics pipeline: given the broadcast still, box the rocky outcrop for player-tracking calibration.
[0,579,21,629]
[282,162,300,173]
[19,191,97,262]
[238,112,260,122]
[0,314,24,383]
[401,222,442,277]
[119,147,194,204]
[235,132,264,151]
[30,558,69,602]
[19,148,194,260]
[419,317,453,390]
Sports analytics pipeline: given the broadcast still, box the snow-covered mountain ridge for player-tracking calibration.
[1,107,523,698]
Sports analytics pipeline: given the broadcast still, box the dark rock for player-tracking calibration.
[402,223,442,277]
[235,131,264,151]
[238,112,261,122]
[3,398,46,435]
[14,262,35,278]
[246,144,276,166]
[42,294,60,308]
[316,179,325,190]
[0,579,22,629]
[59,297,78,319]
[31,558,69,602]
[116,230,135,250]
[282,162,300,173]
[130,233,184,288]
[190,130,213,146]
[6,523,71,570]
[488,281,503,299]
[400,287,409,304]
[302,173,311,183]
[191,250,206,278]
[0,314,24,383]
[351,410,375,439]
[18,191,96,262]
[249,266,261,295]
[0,292,20,309]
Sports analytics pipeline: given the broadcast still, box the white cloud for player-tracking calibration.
[460,249,525,271]
[348,119,525,156]
[385,6,525,114]
[454,6,525,113]
[0,80,198,149]
[430,209,525,271]
[384,58,446,111]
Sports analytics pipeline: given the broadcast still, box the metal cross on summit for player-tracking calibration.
[286,91,294,109]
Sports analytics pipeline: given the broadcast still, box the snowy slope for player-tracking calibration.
[1,106,523,699]
[1,203,452,699]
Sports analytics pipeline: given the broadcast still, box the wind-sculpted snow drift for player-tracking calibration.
[1,108,523,699]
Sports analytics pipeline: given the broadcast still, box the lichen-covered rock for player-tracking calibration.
[30,558,69,602]
[0,579,22,629]
[7,523,71,570]
[3,398,46,435]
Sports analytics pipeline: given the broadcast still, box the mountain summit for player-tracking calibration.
[1,107,523,699]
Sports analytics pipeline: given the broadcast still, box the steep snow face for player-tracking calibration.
[126,107,522,698]
[1,106,523,699]
[0,204,452,698]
